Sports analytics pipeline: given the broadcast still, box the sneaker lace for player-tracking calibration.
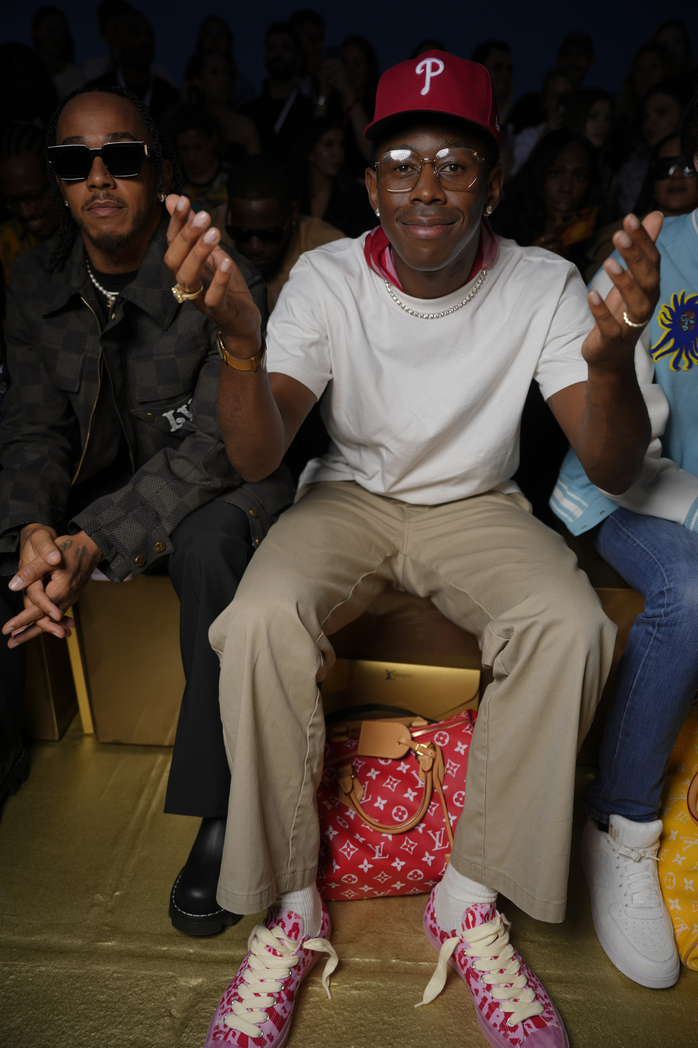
[416,914,544,1028]
[614,840,661,907]
[224,923,338,1038]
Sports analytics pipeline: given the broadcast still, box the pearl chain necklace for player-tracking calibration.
[86,258,118,309]
[383,269,488,319]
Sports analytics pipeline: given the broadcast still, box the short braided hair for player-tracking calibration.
[45,85,183,273]
[0,122,47,164]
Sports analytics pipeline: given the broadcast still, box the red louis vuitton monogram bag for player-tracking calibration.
[316,709,477,901]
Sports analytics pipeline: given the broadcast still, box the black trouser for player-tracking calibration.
[164,500,254,818]
[0,587,25,766]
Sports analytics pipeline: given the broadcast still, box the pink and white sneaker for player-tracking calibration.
[204,900,337,1047]
[418,887,569,1048]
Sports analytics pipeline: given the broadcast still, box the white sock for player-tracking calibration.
[435,863,498,932]
[277,884,322,938]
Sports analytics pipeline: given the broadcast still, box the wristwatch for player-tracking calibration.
[216,331,266,371]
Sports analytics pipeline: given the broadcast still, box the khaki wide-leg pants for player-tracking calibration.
[210,481,616,923]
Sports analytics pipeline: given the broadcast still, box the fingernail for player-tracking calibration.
[626,214,640,230]
[8,577,21,591]
[203,228,218,243]
[192,211,208,227]
[176,196,188,211]
[616,231,632,248]
[220,257,231,272]
[588,290,602,305]
[606,258,623,274]
[47,551,61,562]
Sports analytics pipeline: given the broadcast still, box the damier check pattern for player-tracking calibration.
[0,216,292,580]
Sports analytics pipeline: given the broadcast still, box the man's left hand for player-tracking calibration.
[582,211,662,370]
[3,530,102,648]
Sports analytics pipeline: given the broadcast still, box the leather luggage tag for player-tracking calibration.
[356,720,412,759]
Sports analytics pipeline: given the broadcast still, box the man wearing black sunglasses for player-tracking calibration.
[0,87,293,934]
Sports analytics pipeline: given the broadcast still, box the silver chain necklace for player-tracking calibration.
[86,258,119,309]
[384,269,488,319]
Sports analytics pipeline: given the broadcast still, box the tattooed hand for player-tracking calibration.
[2,524,102,648]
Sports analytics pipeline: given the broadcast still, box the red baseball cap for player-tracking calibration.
[364,50,500,146]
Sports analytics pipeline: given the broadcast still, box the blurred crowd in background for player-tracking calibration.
[0,2,697,337]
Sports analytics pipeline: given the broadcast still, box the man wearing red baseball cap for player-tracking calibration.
[164,50,660,1048]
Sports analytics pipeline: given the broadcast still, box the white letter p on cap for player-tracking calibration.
[415,57,445,96]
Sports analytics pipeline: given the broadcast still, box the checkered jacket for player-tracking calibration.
[0,218,293,581]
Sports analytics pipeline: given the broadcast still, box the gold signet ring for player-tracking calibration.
[172,282,203,304]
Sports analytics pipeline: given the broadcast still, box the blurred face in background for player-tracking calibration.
[226,196,298,277]
[652,136,698,216]
[308,128,345,178]
[295,19,325,76]
[342,43,370,97]
[542,74,573,122]
[32,10,72,68]
[544,141,591,220]
[583,99,612,149]
[632,50,665,100]
[197,17,232,57]
[483,47,512,102]
[176,128,218,181]
[643,92,682,147]
[265,31,298,82]
[0,150,59,240]
[655,25,687,66]
[197,53,232,106]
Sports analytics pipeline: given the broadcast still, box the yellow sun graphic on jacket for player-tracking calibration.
[651,291,698,371]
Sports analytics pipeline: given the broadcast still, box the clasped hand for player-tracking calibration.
[2,525,102,648]
[583,211,662,368]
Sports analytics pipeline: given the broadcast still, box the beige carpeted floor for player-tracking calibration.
[0,718,695,1048]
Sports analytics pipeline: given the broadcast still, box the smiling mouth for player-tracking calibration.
[401,219,455,239]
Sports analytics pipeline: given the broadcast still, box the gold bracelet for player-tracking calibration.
[216,331,266,371]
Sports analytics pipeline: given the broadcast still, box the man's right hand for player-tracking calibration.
[163,195,262,358]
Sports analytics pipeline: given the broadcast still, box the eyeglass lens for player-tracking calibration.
[377,148,483,192]
[47,142,147,181]
[226,225,287,244]
[651,156,697,180]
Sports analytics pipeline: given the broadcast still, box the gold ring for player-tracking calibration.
[172,282,203,304]
[622,310,648,329]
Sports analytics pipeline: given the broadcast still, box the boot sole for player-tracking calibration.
[169,872,242,936]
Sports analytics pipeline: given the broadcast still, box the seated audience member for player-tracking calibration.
[211,155,345,311]
[182,52,260,162]
[0,86,294,934]
[0,124,61,329]
[550,90,698,993]
[31,5,85,98]
[82,0,135,81]
[494,129,602,272]
[556,30,595,90]
[194,15,256,111]
[85,8,179,124]
[295,116,375,237]
[651,19,694,89]
[586,132,698,279]
[611,43,672,176]
[288,8,326,100]
[471,40,514,180]
[164,51,660,1048]
[617,81,687,216]
[240,22,313,156]
[511,68,575,175]
[565,88,615,221]
[0,42,58,130]
[169,103,229,213]
[315,35,378,177]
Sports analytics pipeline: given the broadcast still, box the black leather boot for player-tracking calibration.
[169,816,242,936]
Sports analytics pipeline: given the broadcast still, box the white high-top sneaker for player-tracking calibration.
[580,814,680,989]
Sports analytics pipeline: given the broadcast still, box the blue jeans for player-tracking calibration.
[584,507,698,824]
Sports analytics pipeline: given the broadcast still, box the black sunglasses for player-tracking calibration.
[226,223,289,245]
[650,156,697,181]
[47,141,151,182]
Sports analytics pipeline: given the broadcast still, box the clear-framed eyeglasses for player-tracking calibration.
[375,147,486,193]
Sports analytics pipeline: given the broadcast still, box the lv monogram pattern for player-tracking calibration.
[659,698,698,970]
[317,710,477,901]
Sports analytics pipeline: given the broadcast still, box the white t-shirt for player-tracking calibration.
[267,234,592,505]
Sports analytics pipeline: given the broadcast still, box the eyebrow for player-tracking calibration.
[59,132,140,145]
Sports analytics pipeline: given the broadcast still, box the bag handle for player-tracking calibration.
[688,771,698,828]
